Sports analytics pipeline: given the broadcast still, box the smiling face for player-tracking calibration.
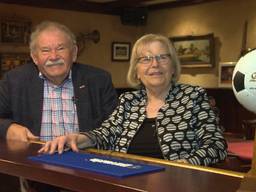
[136,41,174,91]
[31,27,77,85]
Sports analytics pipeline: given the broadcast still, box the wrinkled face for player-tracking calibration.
[31,28,77,85]
[136,41,174,90]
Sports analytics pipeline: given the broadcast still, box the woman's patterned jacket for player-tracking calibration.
[88,83,227,166]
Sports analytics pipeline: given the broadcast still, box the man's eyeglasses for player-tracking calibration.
[137,54,171,65]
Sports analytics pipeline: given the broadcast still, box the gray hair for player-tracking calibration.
[127,34,181,88]
[29,21,77,52]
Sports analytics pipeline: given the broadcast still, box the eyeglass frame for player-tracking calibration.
[136,53,171,65]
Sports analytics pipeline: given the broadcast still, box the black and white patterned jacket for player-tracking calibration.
[89,83,227,166]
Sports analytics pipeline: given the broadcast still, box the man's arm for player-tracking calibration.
[0,72,38,141]
[0,74,14,138]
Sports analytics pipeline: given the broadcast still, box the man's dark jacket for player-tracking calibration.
[0,62,118,138]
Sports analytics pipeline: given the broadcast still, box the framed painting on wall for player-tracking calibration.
[170,33,215,68]
[112,42,131,61]
[218,62,236,88]
[0,53,31,75]
[0,19,31,44]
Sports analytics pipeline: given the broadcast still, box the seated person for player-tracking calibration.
[0,21,118,192]
[208,96,224,132]
[40,34,227,166]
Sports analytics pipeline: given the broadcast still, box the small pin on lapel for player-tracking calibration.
[79,85,85,89]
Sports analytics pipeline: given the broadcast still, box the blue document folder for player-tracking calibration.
[28,151,165,178]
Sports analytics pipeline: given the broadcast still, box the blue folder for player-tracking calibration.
[28,151,165,178]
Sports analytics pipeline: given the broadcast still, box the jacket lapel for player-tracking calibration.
[29,66,44,136]
[72,64,89,131]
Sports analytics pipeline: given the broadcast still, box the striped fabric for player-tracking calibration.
[40,72,79,141]
[88,83,227,166]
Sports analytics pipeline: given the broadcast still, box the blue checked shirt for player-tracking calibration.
[39,71,79,141]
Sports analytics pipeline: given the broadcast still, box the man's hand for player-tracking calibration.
[38,133,89,154]
[6,123,38,142]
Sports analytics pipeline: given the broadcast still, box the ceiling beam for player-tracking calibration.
[0,0,222,15]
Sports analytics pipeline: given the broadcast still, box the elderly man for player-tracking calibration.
[0,21,117,191]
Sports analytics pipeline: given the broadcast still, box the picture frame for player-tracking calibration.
[0,19,31,44]
[170,33,215,68]
[0,53,31,75]
[112,42,131,61]
[218,62,236,88]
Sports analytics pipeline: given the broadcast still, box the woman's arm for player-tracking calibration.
[86,94,126,150]
[186,87,227,166]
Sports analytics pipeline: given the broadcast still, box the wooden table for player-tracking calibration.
[0,139,245,192]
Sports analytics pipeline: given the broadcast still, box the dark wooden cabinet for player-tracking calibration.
[206,88,256,137]
[0,173,20,192]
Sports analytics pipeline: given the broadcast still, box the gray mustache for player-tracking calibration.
[45,59,64,66]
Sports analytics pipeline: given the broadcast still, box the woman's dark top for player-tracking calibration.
[128,118,163,159]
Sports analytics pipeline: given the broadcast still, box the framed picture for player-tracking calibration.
[0,53,31,75]
[170,33,215,68]
[0,19,31,44]
[218,62,236,88]
[112,42,131,61]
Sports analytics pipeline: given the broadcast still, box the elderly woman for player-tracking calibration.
[40,34,227,166]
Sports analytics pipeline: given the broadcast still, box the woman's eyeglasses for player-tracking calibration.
[137,54,171,65]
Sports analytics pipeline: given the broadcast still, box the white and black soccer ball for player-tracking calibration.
[232,49,256,114]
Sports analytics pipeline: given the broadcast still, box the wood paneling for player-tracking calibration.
[206,88,256,136]
[0,0,221,15]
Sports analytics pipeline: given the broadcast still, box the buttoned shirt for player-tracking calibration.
[39,71,79,141]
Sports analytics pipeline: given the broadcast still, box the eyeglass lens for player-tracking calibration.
[138,54,170,64]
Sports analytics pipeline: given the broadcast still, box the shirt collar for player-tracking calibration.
[39,70,72,87]
[39,70,72,81]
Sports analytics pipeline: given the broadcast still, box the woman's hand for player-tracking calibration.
[175,159,188,164]
[38,133,88,154]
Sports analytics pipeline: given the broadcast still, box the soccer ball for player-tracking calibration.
[232,49,256,114]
